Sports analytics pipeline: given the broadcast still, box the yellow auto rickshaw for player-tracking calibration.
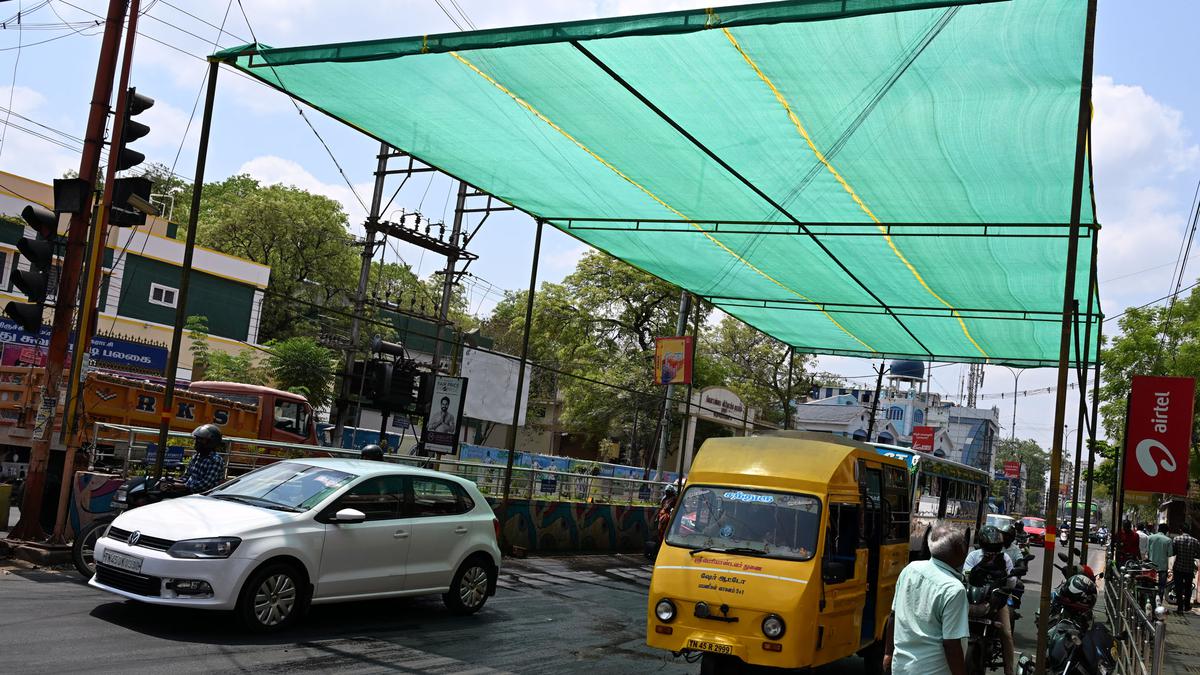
[646,432,912,673]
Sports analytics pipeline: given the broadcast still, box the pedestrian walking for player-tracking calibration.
[1117,520,1140,565]
[884,521,969,675]
[1137,522,1150,560]
[1148,523,1174,602]
[1171,529,1200,613]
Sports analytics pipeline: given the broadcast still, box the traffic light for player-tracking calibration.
[5,205,58,332]
[115,87,153,172]
[110,176,154,227]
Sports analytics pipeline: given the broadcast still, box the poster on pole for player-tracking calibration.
[654,336,693,385]
[460,347,531,425]
[1004,461,1021,478]
[1122,375,1195,496]
[911,425,935,453]
[422,375,466,454]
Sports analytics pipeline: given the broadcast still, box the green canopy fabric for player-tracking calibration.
[214,0,1100,367]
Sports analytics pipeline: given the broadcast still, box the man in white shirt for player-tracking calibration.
[1138,523,1150,560]
[885,522,969,675]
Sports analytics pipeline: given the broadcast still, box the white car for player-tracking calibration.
[89,458,501,631]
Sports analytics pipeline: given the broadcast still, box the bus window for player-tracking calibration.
[914,472,939,518]
[825,502,860,580]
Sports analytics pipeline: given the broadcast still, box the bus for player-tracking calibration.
[871,442,991,557]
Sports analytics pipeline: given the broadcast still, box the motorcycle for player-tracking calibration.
[965,568,1021,675]
[1120,559,1167,611]
[71,476,187,578]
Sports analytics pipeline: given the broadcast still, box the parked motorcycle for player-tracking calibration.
[965,568,1021,675]
[1045,575,1117,675]
[71,476,186,578]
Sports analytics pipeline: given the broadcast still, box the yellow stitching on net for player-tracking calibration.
[449,49,876,353]
[722,27,990,361]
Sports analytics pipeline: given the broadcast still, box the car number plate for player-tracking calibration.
[687,639,733,655]
[102,549,143,573]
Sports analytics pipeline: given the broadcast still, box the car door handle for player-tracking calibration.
[394,530,409,539]
[454,527,468,535]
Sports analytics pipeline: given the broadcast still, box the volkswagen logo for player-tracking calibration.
[128,531,141,547]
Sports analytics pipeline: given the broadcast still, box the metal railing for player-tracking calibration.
[89,422,669,508]
[1104,557,1167,675]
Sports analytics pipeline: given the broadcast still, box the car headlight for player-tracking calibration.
[166,537,242,559]
[114,488,128,503]
[762,614,786,639]
[655,598,676,622]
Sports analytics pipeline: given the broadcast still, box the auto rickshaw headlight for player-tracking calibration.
[655,598,676,622]
[762,614,786,639]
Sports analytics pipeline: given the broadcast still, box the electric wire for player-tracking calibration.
[0,0,25,161]
[1157,174,1200,356]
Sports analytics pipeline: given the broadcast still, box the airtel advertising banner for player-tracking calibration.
[1123,375,1195,496]
[911,426,935,453]
[1004,461,1021,478]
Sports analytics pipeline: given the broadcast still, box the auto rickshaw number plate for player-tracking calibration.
[687,639,733,655]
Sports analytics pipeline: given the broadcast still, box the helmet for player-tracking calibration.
[977,525,1004,554]
[996,519,1017,546]
[361,444,384,461]
[663,484,678,500]
[192,424,224,453]
[1058,574,1097,614]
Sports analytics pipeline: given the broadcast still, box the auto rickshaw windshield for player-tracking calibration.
[665,485,821,561]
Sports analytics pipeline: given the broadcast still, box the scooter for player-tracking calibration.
[71,476,187,578]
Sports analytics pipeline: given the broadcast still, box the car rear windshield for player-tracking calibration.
[1023,518,1045,527]
[666,486,820,561]
[210,462,356,511]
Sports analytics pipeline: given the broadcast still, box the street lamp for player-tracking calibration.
[1001,366,1025,440]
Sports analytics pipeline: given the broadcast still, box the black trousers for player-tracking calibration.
[1174,569,1194,612]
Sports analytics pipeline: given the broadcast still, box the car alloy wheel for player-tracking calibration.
[459,565,488,610]
[254,573,297,627]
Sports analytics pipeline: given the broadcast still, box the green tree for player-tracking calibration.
[993,438,1049,516]
[186,315,211,379]
[267,336,336,407]
[706,315,813,426]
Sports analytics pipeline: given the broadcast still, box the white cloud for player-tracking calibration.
[546,243,591,272]
[238,154,372,225]
[1093,77,1199,180]
[138,99,193,152]
[0,85,80,181]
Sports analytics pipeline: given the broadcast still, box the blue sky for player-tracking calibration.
[0,0,1196,452]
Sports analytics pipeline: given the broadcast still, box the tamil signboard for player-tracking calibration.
[421,375,466,454]
[654,336,693,385]
[1122,375,1195,496]
[911,425,935,453]
[0,318,167,374]
[1004,461,1021,478]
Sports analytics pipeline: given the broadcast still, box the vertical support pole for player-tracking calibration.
[867,362,886,440]
[783,346,794,430]
[10,0,128,541]
[1035,2,1096,673]
[498,219,543,549]
[675,296,699,478]
[333,141,390,446]
[1067,299,1089,567]
[153,60,220,480]
[53,0,143,541]
[432,181,467,372]
[655,291,691,479]
[1076,235,1100,562]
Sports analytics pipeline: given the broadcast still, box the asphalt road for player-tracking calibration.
[0,543,1106,675]
[1011,541,1108,657]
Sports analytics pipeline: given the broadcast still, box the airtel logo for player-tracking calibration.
[1135,438,1177,477]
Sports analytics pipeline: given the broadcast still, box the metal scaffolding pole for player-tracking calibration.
[1034,2,1097,672]
[654,291,691,480]
[1079,236,1102,561]
[432,181,467,372]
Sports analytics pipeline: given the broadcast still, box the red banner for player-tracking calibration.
[1004,461,1021,478]
[911,425,935,453]
[1123,375,1195,496]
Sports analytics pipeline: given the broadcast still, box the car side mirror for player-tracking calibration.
[331,508,366,524]
[823,559,850,585]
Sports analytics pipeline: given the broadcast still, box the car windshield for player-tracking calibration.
[665,485,820,561]
[209,462,355,512]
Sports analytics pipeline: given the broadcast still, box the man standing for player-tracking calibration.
[1171,529,1200,613]
[885,521,969,675]
[1138,522,1150,560]
[1148,523,1174,602]
[1117,520,1140,565]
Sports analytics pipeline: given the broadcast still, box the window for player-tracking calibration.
[825,503,860,579]
[332,475,406,521]
[882,465,911,543]
[665,485,820,561]
[913,409,925,424]
[273,399,311,437]
[211,462,356,512]
[410,477,472,516]
[888,406,904,421]
[149,282,178,308]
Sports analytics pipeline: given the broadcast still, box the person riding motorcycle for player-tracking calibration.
[998,520,1027,576]
[964,525,1016,675]
[167,424,227,494]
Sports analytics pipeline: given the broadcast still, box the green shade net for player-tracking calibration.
[215,0,1100,367]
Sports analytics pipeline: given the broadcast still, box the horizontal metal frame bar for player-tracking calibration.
[551,217,1097,238]
[713,299,1098,325]
[705,295,1098,319]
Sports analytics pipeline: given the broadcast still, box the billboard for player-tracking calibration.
[460,347,531,425]
[1122,375,1195,496]
[1004,461,1021,478]
[654,336,693,385]
[421,375,466,454]
[911,425,935,453]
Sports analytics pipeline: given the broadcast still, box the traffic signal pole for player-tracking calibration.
[9,0,129,541]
